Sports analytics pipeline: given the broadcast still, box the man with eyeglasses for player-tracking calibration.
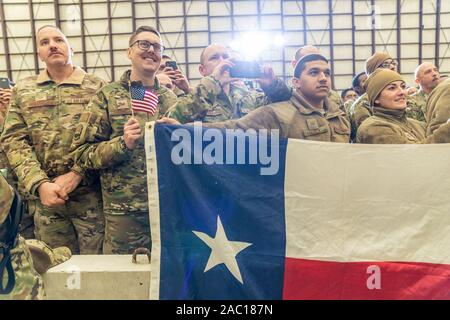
[405,63,440,123]
[0,25,105,255]
[348,52,417,141]
[71,26,179,254]
[166,43,292,123]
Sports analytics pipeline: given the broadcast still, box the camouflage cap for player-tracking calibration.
[0,175,14,224]
[25,239,72,274]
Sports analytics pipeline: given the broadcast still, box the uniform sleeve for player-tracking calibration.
[426,88,450,135]
[201,106,283,132]
[0,86,50,196]
[422,121,450,143]
[0,175,14,224]
[357,120,450,144]
[71,91,132,170]
[356,122,412,144]
[157,88,178,118]
[257,78,292,106]
[166,76,222,124]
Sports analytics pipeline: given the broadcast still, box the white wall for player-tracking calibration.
[0,0,448,92]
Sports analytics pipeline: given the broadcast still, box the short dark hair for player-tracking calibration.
[352,72,366,89]
[129,26,161,46]
[293,54,328,78]
[341,88,355,99]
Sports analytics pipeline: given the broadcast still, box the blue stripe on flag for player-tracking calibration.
[154,124,288,299]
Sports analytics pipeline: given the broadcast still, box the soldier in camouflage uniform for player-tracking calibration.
[0,175,45,300]
[405,62,440,123]
[167,43,291,123]
[163,54,350,142]
[157,55,190,97]
[0,88,12,180]
[291,45,346,112]
[72,26,178,254]
[0,26,105,254]
[1,88,35,240]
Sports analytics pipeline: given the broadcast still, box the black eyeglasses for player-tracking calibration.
[130,40,165,53]
[380,59,398,68]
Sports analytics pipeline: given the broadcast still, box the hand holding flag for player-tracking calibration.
[123,117,141,150]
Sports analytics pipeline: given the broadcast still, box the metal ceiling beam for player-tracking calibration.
[0,0,12,79]
[28,0,39,74]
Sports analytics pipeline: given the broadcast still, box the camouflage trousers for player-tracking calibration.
[103,211,151,254]
[32,184,104,255]
[0,236,46,300]
[19,203,35,240]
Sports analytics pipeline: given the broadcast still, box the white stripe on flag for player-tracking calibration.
[284,140,450,264]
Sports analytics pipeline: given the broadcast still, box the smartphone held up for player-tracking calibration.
[229,61,261,78]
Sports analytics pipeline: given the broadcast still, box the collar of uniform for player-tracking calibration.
[290,90,338,116]
[36,66,86,85]
[373,106,406,119]
[120,69,161,92]
[417,89,428,98]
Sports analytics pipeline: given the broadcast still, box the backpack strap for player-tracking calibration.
[0,188,24,295]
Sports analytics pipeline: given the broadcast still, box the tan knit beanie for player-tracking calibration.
[365,52,392,75]
[365,69,404,106]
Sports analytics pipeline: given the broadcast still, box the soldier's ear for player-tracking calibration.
[292,77,301,88]
[127,47,132,60]
[374,99,380,105]
[199,64,206,77]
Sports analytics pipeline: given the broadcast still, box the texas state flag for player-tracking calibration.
[145,123,450,300]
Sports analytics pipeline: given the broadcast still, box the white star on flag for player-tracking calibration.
[193,215,252,284]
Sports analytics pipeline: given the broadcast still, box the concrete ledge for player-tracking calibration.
[42,255,151,300]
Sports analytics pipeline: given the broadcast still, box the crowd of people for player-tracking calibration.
[1,24,450,299]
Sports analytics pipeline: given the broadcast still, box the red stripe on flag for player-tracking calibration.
[283,258,450,300]
[132,101,157,108]
[132,106,157,113]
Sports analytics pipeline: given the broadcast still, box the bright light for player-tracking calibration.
[230,32,285,60]
[230,40,242,52]
[274,34,285,47]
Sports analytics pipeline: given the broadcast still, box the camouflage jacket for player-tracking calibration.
[405,89,428,122]
[167,76,292,123]
[425,78,450,135]
[72,70,178,213]
[202,90,350,142]
[1,176,45,300]
[1,109,24,195]
[0,111,9,172]
[0,67,105,196]
[357,106,450,144]
[0,174,13,223]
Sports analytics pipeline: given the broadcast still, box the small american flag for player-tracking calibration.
[130,85,159,115]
